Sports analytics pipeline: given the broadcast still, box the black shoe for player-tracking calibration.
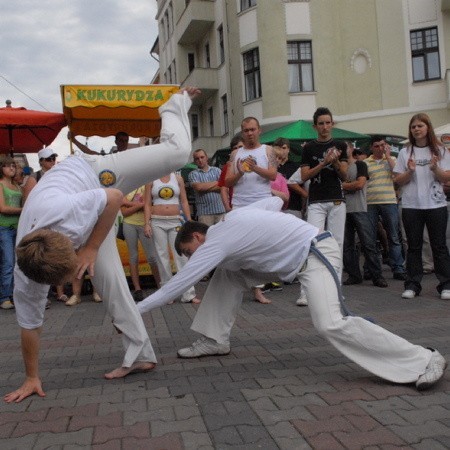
[373,278,388,288]
[262,282,283,293]
[133,290,144,302]
[343,277,363,286]
[393,272,407,281]
[363,272,372,280]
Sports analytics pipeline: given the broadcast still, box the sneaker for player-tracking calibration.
[0,300,14,310]
[416,349,447,390]
[261,282,283,293]
[133,290,144,302]
[296,295,308,306]
[402,289,416,299]
[373,278,388,288]
[57,294,68,302]
[92,292,102,303]
[393,272,407,281]
[177,336,230,358]
[66,294,81,306]
[441,290,450,300]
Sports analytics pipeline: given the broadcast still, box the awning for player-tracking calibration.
[60,84,179,138]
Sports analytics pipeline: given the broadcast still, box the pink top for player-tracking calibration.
[271,173,290,209]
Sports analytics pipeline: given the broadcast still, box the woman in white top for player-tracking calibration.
[393,113,450,300]
[144,173,200,304]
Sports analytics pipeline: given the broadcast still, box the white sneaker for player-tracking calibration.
[416,349,447,390]
[402,289,416,299]
[441,290,450,300]
[92,292,102,303]
[296,295,308,306]
[177,336,230,358]
[66,294,81,306]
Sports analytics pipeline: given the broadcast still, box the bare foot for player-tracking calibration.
[104,362,156,380]
[253,288,271,304]
[191,297,201,304]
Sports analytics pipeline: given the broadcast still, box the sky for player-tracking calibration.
[1,0,160,169]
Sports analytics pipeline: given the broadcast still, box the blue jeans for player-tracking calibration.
[0,225,17,303]
[402,207,450,294]
[367,204,405,274]
[344,212,383,281]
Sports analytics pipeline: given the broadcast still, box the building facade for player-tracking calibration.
[153,0,450,156]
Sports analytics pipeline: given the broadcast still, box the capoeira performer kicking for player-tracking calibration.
[138,197,446,391]
[4,87,201,403]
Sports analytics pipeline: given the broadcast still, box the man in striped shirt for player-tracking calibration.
[189,149,226,225]
[365,136,406,280]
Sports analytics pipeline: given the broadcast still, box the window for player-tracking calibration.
[218,25,225,64]
[205,42,210,68]
[241,0,256,11]
[287,41,314,92]
[191,113,199,139]
[208,107,214,136]
[188,53,195,73]
[243,48,261,101]
[221,94,228,134]
[410,27,440,82]
[163,10,170,42]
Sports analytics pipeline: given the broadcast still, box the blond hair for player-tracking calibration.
[16,229,78,285]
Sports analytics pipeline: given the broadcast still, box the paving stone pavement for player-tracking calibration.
[1,269,449,449]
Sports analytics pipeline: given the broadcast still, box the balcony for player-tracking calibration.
[182,67,218,104]
[177,0,215,45]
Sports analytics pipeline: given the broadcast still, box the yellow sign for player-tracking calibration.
[61,84,179,138]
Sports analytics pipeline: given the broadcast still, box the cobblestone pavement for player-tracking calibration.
[1,269,449,449]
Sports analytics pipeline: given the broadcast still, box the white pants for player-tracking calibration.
[307,201,346,254]
[190,236,431,384]
[86,92,193,367]
[151,216,196,302]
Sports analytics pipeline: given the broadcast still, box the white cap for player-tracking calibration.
[38,147,58,160]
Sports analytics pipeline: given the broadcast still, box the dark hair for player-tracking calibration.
[273,137,290,148]
[115,131,129,139]
[230,133,243,149]
[313,107,333,125]
[0,156,16,179]
[408,113,441,158]
[175,221,209,255]
[370,135,385,145]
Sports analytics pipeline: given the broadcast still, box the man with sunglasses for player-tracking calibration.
[33,148,58,182]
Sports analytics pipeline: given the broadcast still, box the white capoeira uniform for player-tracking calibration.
[138,197,433,384]
[14,91,193,368]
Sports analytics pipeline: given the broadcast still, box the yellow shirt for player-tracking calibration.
[123,186,146,226]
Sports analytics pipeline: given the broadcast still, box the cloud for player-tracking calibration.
[1,0,159,167]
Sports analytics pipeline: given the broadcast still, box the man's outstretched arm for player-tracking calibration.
[4,327,45,403]
[75,188,123,279]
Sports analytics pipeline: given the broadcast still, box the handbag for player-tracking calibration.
[116,221,125,240]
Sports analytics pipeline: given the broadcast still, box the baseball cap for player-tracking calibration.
[38,148,58,160]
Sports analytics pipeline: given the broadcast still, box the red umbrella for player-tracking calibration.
[0,102,67,154]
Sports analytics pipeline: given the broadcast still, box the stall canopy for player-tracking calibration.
[260,120,370,143]
[60,84,179,138]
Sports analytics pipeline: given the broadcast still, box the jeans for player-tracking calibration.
[367,203,405,274]
[344,212,383,281]
[402,207,450,294]
[0,225,17,302]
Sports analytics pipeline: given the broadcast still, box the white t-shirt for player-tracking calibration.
[14,156,107,329]
[138,197,319,313]
[394,146,450,209]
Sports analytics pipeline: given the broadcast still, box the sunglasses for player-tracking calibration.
[41,156,56,162]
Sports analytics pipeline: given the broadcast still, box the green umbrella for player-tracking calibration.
[260,120,369,143]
